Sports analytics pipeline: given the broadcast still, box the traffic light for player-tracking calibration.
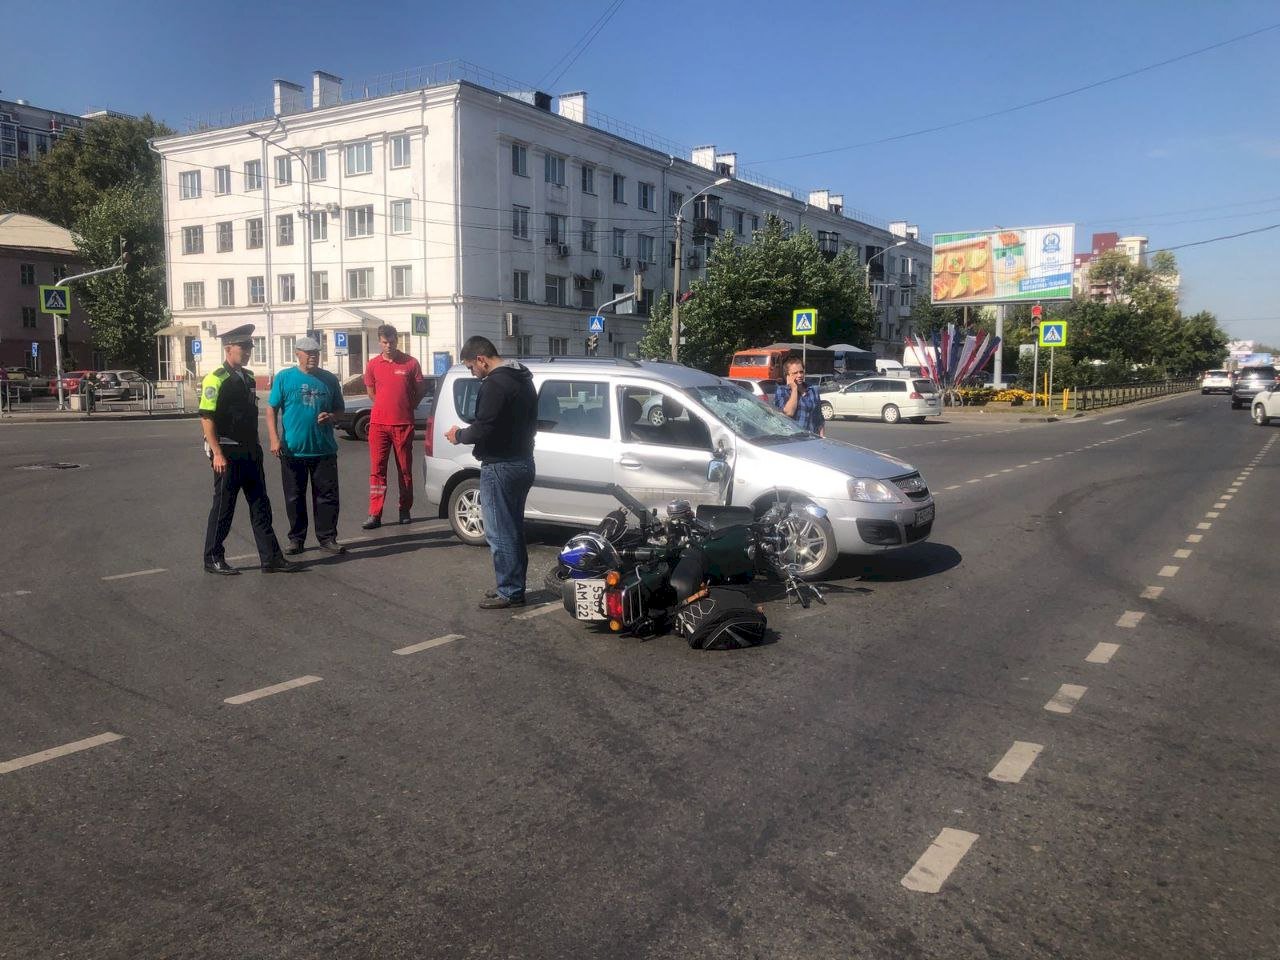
[119,236,132,266]
[586,333,600,355]
[1031,304,1042,319]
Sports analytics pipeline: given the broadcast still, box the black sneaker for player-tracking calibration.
[399,510,412,524]
[478,594,525,609]
[284,540,305,556]
[361,516,382,530]
[318,540,347,555]
[262,555,299,573]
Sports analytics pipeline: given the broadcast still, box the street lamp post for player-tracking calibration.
[864,239,907,349]
[671,176,730,361]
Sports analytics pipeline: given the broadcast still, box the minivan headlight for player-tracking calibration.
[848,478,902,503]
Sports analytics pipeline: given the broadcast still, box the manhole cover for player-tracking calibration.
[15,462,82,471]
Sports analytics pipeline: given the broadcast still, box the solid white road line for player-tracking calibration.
[1141,586,1164,599]
[1174,549,1192,559]
[0,732,124,775]
[1186,534,1203,543]
[1116,611,1145,629]
[1045,683,1087,714]
[101,568,166,581]
[1103,418,1126,424]
[513,602,563,621]
[223,675,322,705]
[393,634,463,656]
[988,741,1044,783]
[1087,642,1121,664]
[901,828,979,894]
[1158,565,1180,578]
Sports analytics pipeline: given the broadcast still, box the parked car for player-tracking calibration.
[334,374,437,440]
[1200,369,1232,394]
[2,368,34,402]
[424,358,936,576]
[725,377,779,400]
[818,377,941,424]
[94,370,153,401]
[1251,382,1280,425]
[53,370,97,394]
[1230,366,1277,410]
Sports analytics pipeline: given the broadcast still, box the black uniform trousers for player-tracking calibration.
[203,448,282,564]
[280,455,340,545]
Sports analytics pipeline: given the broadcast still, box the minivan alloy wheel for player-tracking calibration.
[448,478,487,545]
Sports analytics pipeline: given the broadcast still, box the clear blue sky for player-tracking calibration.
[8,0,1280,344]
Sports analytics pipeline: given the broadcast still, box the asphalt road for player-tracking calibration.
[1,393,1276,959]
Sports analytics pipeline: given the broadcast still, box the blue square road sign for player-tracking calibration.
[588,315,605,334]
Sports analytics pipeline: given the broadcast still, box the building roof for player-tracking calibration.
[0,213,78,254]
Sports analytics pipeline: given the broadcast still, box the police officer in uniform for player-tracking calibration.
[199,324,295,575]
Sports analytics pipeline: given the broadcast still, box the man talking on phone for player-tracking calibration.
[773,354,825,437]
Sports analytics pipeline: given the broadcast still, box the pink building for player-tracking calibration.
[0,214,96,370]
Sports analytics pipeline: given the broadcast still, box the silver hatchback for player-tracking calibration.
[424,358,935,577]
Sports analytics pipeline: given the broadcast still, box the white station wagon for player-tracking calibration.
[819,377,941,424]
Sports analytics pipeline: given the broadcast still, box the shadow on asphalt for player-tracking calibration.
[827,541,962,583]
[296,528,457,566]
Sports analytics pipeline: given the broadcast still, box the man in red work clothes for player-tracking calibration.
[362,324,425,529]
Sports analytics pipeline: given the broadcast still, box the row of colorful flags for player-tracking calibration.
[904,325,1002,389]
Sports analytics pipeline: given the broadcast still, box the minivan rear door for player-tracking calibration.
[615,384,724,512]
[531,378,618,524]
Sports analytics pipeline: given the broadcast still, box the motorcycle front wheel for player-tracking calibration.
[778,505,838,578]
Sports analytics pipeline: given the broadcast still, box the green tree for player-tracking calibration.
[905,295,964,339]
[636,217,874,372]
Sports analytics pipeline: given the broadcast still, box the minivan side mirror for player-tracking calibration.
[707,459,728,484]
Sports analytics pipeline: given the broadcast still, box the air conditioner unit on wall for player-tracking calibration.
[590,268,603,281]
[686,252,701,269]
[504,312,519,338]
[556,243,570,258]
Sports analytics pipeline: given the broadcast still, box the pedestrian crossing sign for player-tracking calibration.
[40,285,71,315]
[1038,321,1067,348]
[792,308,817,336]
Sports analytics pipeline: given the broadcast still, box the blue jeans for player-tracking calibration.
[480,457,536,600]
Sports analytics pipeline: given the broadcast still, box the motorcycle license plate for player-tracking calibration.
[573,578,608,620]
[915,504,935,525]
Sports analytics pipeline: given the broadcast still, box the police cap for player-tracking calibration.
[218,323,256,346]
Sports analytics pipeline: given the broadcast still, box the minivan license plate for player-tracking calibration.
[573,578,607,620]
[915,504,935,525]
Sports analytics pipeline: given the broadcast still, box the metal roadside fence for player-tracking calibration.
[1071,376,1197,412]
[68,378,189,415]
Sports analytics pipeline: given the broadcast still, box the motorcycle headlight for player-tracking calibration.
[847,477,902,503]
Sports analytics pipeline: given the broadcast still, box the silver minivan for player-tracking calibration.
[424,358,935,576]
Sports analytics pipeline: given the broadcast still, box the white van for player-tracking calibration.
[423,358,936,577]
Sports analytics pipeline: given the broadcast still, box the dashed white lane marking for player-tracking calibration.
[0,732,124,775]
[901,828,979,894]
[1187,534,1203,543]
[944,484,961,491]
[984,473,999,478]
[1198,521,1213,529]
[1001,468,1014,473]
[1174,549,1192,559]
[223,675,322,705]
[1087,642,1121,664]
[1103,418,1126,425]
[1221,494,1234,500]
[1214,502,1227,509]
[1116,611,1145,629]
[1230,483,1241,489]
[1045,683,1087,714]
[101,568,167,581]
[0,589,32,598]
[394,634,463,656]
[513,602,563,620]
[1141,586,1164,599]
[1016,463,1029,469]
[966,478,982,484]
[988,741,1044,783]
[1158,565,1180,578]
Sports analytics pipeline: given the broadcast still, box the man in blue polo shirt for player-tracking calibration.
[266,336,346,555]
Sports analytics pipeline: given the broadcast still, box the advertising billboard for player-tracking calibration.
[931,224,1075,304]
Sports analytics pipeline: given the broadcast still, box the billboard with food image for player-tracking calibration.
[931,224,1075,304]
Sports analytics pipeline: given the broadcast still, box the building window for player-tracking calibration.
[214,165,232,195]
[344,141,373,176]
[638,182,655,211]
[548,336,568,356]
[51,265,66,281]
[248,276,265,305]
[22,306,38,328]
[390,199,412,235]
[244,160,262,191]
[511,142,528,176]
[390,134,411,169]
[278,274,296,302]
[310,211,327,241]
[545,274,566,306]
[307,149,326,182]
[312,271,329,302]
[693,195,722,223]
[274,155,291,187]
[735,212,745,236]
[668,190,683,217]
[637,234,654,264]
[217,278,234,307]
[392,265,413,297]
[612,173,626,203]
[782,219,793,236]
[19,263,35,285]
[216,221,233,253]
[179,170,201,199]
[612,228,626,258]
[511,204,529,240]
[516,334,533,355]
[345,205,374,238]
[346,268,372,299]
[277,214,294,246]
[251,336,267,358]
[513,270,529,301]
[669,241,677,268]
[544,153,565,186]
[582,220,596,252]
[751,214,759,232]
[182,226,204,255]
[545,213,565,244]
[578,165,596,196]
[183,281,205,309]
[280,334,295,357]
[246,218,263,249]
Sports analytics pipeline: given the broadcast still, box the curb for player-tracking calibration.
[0,412,198,424]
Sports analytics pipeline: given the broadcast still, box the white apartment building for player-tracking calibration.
[154,64,930,382]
